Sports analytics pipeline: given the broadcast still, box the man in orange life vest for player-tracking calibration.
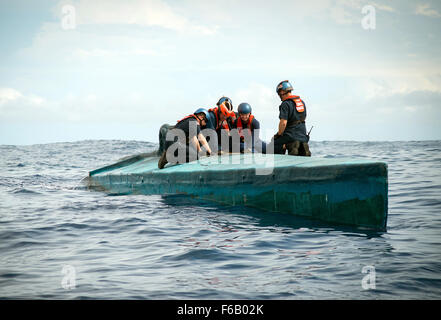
[158,108,212,169]
[270,80,311,156]
[206,99,235,152]
[217,96,236,129]
[233,102,267,153]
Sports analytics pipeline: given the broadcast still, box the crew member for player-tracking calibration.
[217,96,236,129]
[207,100,235,152]
[158,108,212,169]
[270,80,311,156]
[233,102,266,153]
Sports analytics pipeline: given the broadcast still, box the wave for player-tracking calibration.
[9,188,41,195]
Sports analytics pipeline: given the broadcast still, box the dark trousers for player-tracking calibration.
[287,141,311,156]
[268,136,311,156]
[239,140,267,153]
[164,139,199,164]
[268,135,293,154]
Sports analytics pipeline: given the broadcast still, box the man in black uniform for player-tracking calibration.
[270,80,311,156]
[158,108,212,169]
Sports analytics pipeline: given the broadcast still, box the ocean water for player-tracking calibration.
[0,140,440,299]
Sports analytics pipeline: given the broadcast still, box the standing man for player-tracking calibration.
[271,80,311,156]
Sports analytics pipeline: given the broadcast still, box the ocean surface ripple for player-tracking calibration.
[1,140,440,299]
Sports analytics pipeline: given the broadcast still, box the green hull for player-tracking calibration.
[87,153,388,230]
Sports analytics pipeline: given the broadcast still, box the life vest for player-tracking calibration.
[208,107,230,131]
[177,114,199,124]
[283,95,305,113]
[236,114,255,138]
[282,94,306,124]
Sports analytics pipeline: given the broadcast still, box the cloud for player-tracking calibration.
[351,75,441,131]
[384,89,441,107]
[371,2,395,13]
[72,48,158,59]
[0,86,168,125]
[330,5,359,25]
[0,88,46,108]
[0,88,50,122]
[56,0,219,35]
[415,3,441,18]
[362,74,441,100]
[232,83,279,118]
[231,83,287,135]
[372,89,441,130]
[21,0,220,65]
[18,21,171,66]
[0,88,23,105]
[328,0,396,25]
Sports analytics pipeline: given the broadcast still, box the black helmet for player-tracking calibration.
[276,80,293,94]
[194,108,209,119]
[238,103,252,115]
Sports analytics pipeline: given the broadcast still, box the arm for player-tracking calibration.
[198,133,212,155]
[251,119,260,140]
[277,119,287,136]
[275,101,289,137]
[190,135,201,153]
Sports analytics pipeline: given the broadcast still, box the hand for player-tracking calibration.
[198,149,211,157]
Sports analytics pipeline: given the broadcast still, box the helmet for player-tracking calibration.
[194,108,209,119]
[205,112,215,129]
[217,102,233,117]
[217,96,233,111]
[276,80,293,94]
[238,103,252,115]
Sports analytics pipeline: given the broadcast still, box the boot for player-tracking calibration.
[302,142,311,157]
[287,141,300,156]
[158,151,168,169]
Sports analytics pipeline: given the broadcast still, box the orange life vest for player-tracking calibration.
[236,114,255,138]
[208,107,230,131]
[283,95,305,113]
[177,114,199,124]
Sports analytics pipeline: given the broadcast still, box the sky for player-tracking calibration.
[0,0,441,145]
